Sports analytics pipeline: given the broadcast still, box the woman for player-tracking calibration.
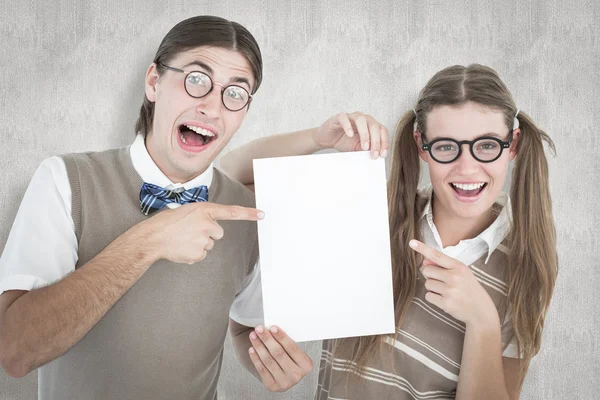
[223,64,557,399]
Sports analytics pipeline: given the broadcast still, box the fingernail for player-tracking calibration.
[257,211,265,219]
[250,332,257,340]
[249,347,255,354]
[362,142,369,150]
[381,149,388,157]
[373,151,379,159]
[256,325,264,334]
[409,240,418,248]
[270,326,278,334]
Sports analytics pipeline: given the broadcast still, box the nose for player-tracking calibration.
[195,85,223,119]
[454,144,481,174]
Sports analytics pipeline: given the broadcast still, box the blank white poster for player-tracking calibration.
[253,151,395,342]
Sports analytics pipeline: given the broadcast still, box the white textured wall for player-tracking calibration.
[1,1,598,399]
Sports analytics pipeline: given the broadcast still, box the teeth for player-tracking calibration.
[180,132,188,144]
[452,182,485,191]
[185,125,215,137]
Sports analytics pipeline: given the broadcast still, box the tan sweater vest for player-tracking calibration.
[37,146,258,400]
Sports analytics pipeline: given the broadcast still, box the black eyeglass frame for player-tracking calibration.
[157,62,253,112]
[420,129,514,164]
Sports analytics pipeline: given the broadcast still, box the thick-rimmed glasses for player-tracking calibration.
[158,63,252,112]
[421,130,513,164]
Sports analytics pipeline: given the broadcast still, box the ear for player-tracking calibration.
[508,128,520,161]
[145,63,160,103]
[413,130,429,163]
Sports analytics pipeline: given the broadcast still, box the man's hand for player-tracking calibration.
[248,325,313,392]
[313,112,389,158]
[145,202,264,265]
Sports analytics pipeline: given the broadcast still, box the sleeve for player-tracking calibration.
[501,306,522,358]
[228,260,264,327]
[0,156,78,294]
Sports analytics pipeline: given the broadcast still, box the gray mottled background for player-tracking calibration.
[1,0,598,399]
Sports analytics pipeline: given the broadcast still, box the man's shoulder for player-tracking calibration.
[58,146,133,181]
[58,146,128,165]
[31,146,125,189]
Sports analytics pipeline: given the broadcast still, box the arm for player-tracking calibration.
[220,128,323,185]
[410,240,522,400]
[0,221,158,378]
[0,202,263,378]
[220,112,389,186]
[456,318,521,399]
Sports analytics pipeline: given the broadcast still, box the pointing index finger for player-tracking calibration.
[409,239,456,269]
[205,204,265,221]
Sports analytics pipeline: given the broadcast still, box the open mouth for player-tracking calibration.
[450,182,487,198]
[178,124,218,147]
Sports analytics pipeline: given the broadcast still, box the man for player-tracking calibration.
[0,16,265,400]
[0,14,387,400]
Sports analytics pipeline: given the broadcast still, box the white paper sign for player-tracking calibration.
[253,151,395,342]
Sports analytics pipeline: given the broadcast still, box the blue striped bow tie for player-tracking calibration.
[139,182,209,216]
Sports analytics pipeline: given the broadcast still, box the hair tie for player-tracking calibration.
[412,109,418,132]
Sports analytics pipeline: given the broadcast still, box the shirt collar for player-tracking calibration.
[419,184,511,263]
[130,133,213,191]
[479,192,511,263]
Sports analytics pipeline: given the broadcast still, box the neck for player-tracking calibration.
[166,170,207,185]
[160,162,208,185]
[145,133,208,184]
[432,194,496,248]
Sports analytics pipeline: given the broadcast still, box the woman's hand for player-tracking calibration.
[409,239,500,329]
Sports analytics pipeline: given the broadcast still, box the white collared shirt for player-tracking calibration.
[0,134,216,294]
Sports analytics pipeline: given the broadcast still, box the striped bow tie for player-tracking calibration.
[139,182,208,216]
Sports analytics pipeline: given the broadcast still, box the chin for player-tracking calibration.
[451,203,490,220]
[180,154,214,173]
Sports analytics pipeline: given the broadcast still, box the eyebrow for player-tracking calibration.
[181,60,252,91]
[429,131,505,141]
[475,132,503,139]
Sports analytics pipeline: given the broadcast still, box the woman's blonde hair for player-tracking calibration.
[333,64,558,389]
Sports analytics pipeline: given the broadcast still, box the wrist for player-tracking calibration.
[466,310,501,336]
[125,219,162,265]
[307,127,327,152]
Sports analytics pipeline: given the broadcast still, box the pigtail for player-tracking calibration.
[508,111,558,386]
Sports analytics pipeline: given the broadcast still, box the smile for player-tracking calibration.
[176,122,220,154]
[450,182,487,201]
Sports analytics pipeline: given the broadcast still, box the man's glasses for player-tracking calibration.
[158,63,252,112]
[421,130,513,164]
